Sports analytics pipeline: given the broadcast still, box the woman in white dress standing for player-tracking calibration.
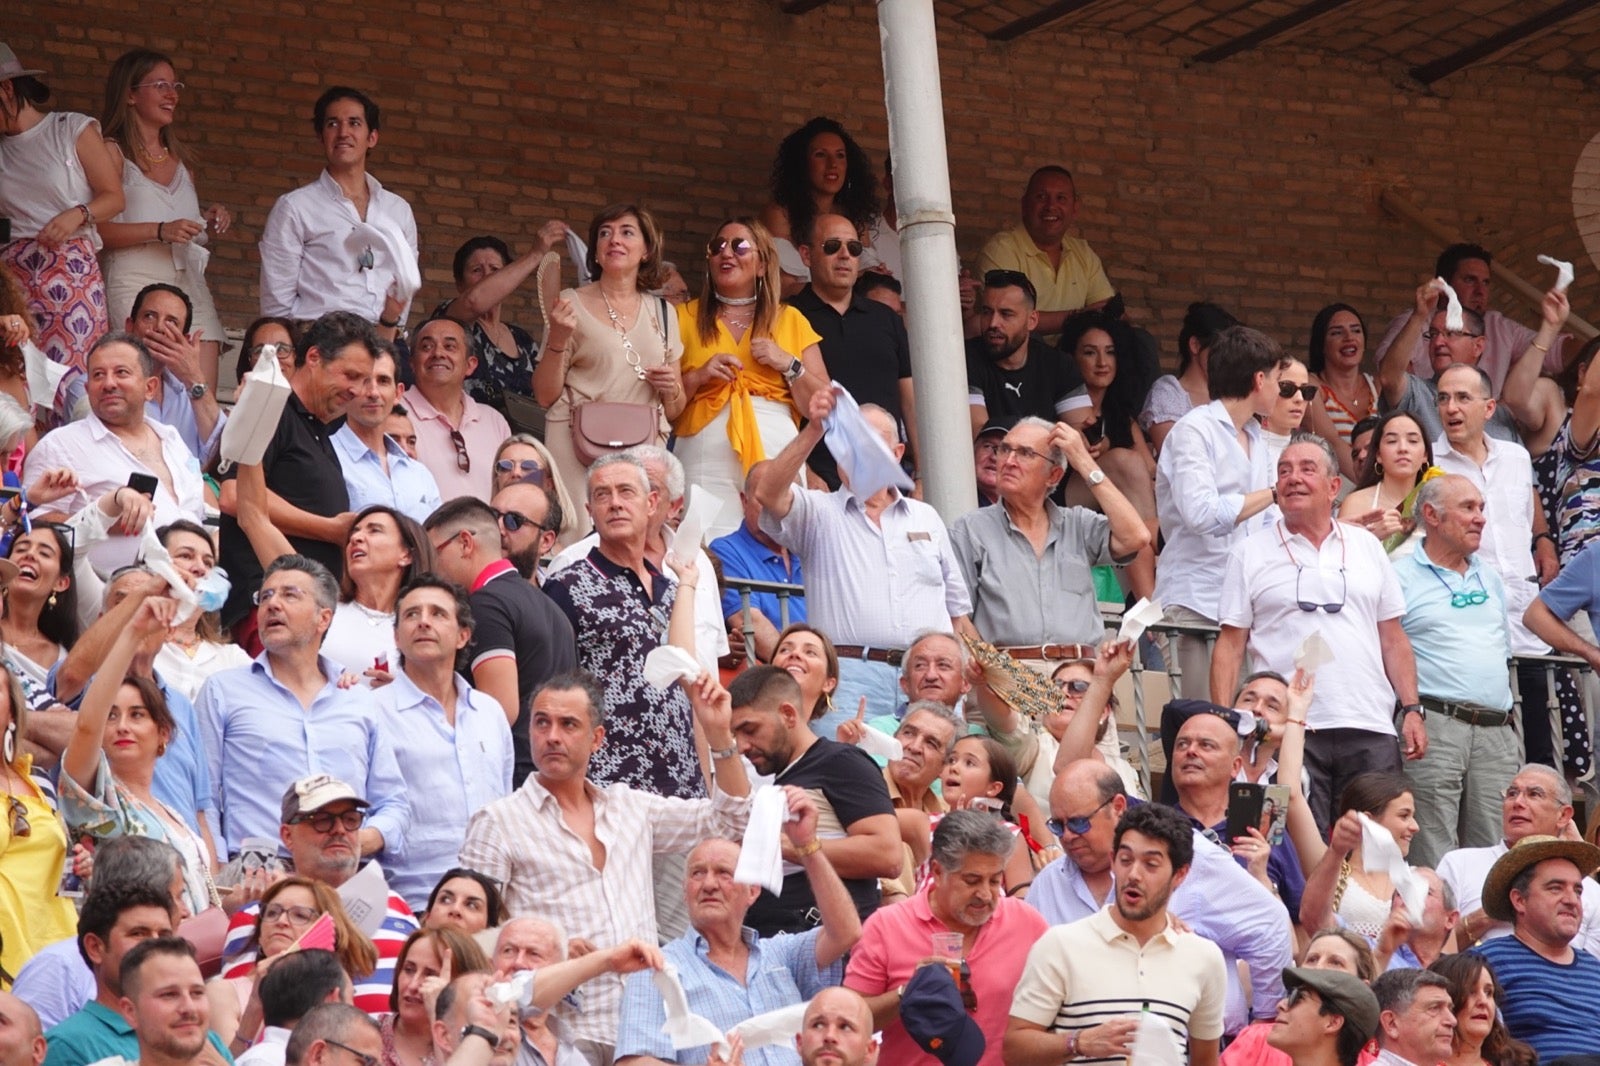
[98,50,231,390]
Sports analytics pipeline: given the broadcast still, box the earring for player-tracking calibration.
[157,741,167,756]
[47,592,56,609]
[1374,460,1384,476]
[3,723,13,764]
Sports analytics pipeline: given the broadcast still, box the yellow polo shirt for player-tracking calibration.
[977,224,1115,316]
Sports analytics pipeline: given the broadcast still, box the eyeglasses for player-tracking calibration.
[1277,382,1318,401]
[1501,784,1555,803]
[433,529,466,555]
[707,237,754,258]
[497,510,548,534]
[1422,329,1483,341]
[495,458,546,485]
[249,342,293,362]
[975,439,1003,455]
[1047,795,1115,838]
[134,80,185,94]
[290,808,365,833]
[996,443,1049,464]
[6,795,29,838]
[1430,567,1489,608]
[821,238,864,258]
[262,903,320,926]
[1054,678,1091,695]
[253,585,310,606]
[449,429,471,473]
[324,1041,380,1066]
[1278,523,1346,613]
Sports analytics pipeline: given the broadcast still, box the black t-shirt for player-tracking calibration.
[217,393,350,627]
[468,567,578,786]
[789,288,913,489]
[744,737,897,936]
[964,336,1077,426]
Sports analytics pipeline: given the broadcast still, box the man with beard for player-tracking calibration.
[845,812,1048,1066]
[331,342,440,524]
[796,990,878,1066]
[964,272,1080,434]
[729,666,899,935]
[490,478,559,585]
[1005,803,1226,1066]
[112,940,216,1066]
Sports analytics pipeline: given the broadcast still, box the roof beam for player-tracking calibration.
[986,0,1104,42]
[1191,0,1362,64]
[1409,0,1595,84]
[779,0,832,12]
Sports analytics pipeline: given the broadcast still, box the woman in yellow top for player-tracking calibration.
[674,218,828,539]
[0,651,78,980]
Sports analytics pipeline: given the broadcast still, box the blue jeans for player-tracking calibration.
[816,658,903,740]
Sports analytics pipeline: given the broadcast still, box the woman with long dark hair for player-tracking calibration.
[1431,954,1536,1066]
[1139,301,1238,453]
[1337,410,1434,556]
[760,116,880,296]
[1303,302,1375,479]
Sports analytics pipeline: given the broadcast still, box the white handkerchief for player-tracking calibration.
[856,725,904,761]
[823,386,913,501]
[486,969,535,1009]
[1358,813,1426,924]
[734,785,788,895]
[345,220,421,301]
[652,965,728,1052]
[730,1002,808,1050]
[773,237,811,283]
[172,239,210,283]
[1119,597,1162,644]
[219,343,291,470]
[21,340,68,418]
[565,229,592,284]
[643,645,702,690]
[1436,277,1464,332]
[1294,632,1334,673]
[138,522,202,625]
[1538,255,1575,294]
[336,858,392,937]
[1131,1011,1184,1066]
[672,487,723,559]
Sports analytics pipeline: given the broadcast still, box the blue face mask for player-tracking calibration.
[194,567,231,613]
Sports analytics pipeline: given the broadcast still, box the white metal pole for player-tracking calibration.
[877,0,976,522]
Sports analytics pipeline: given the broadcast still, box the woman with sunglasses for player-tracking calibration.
[235,317,299,385]
[1304,303,1375,480]
[674,219,829,540]
[759,117,880,296]
[1261,360,1317,472]
[533,204,684,537]
[97,49,230,391]
[0,659,78,980]
[491,433,580,547]
[1338,411,1434,557]
[211,875,377,1046]
[59,594,216,915]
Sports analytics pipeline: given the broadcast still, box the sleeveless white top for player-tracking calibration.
[104,157,210,280]
[0,112,101,248]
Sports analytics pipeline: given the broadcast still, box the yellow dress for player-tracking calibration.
[0,755,78,978]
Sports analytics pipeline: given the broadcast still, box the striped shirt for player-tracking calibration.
[457,775,752,1046]
[220,891,419,1014]
[1471,934,1600,1059]
[1010,908,1226,1063]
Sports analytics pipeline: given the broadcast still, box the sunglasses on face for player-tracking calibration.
[1047,795,1115,837]
[1278,382,1318,401]
[1054,678,1091,695]
[821,238,864,258]
[494,458,546,485]
[497,510,547,534]
[707,237,754,258]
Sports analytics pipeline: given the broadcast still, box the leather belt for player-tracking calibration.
[1419,695,1510,729]
[832,645,905,667]
[1002,643,1098,662]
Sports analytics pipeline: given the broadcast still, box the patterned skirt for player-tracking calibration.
[1,235,107,373]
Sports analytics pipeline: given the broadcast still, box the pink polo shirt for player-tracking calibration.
[403,385,510,501]
[844,887,1048,1066]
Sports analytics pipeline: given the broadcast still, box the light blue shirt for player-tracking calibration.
[331,424,443,525]
[10,937,93,1030]
[196,652,410,858]
[1397,544,1514,710]
[615,925,838,1066]
[1027,825,1292,1033]
[375,669,512,908]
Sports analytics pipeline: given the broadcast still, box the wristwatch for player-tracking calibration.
[1400,703,1424,718]
[1085,468,1105,487]
[710,742,738,761]
[460,1025,500,1047]
[782,358,805,384]
[188,381,208,400]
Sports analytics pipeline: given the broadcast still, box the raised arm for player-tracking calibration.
[63,597,175,789]
[1053,422,1151,558]
[783,787,863,966]
[1502,288,1569,433]
[757,385,834,520]
[1053,640,1134,774]
[1378,282,1439,408]
[441,223,567,322]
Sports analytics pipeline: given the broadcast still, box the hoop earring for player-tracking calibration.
[1374,460,1384,476]
[3,723,13,765]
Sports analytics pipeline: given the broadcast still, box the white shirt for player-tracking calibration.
[1218,519,1407,734]
[235,1026,290,1066]
[154,640,254,705]
[22,412,205,573]
[1435,839,1600,956]
[547,529,729,673]
[1433,436,1548,654]
[321,600,401,679]
[1155,401,1275,618]
[258,170,418,321]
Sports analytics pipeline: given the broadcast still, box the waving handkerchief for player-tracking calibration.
[21,340,68,420]
[1435,277,1464,332]
[730,1002,808,1051]
[138,522,202,625]
[643,645,702,690]
[734,785,789,894]
[672,486,723,560]
[823,385,913,501]
[1358,813,1426,923]
[652,965,727,1052]
[856,725,904,761]
[1537,254,1575,294]
[1119,597,1163,644]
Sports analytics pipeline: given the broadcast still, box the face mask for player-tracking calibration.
[194,567,230,613]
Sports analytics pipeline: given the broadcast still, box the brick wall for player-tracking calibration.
[18,1,1600,360]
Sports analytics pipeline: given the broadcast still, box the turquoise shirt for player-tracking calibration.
[1396,543,1514,711]
[44,999,233,1066]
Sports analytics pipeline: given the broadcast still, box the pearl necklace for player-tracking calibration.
[719,294,757,306]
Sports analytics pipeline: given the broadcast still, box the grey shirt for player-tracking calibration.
[1385,372,1521,444]
[949,499,1114,646]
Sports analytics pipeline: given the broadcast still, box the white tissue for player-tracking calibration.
[173,239,210,284]
[671,487,723,560]
[734,785,788,895]
[1358,813,1427,924]
[1294,632,1334,673]
[1537,255,1575,294]
[652,965,728,1052]
[137,523,201,625]
[1131,1011,1184,1066]
[729,1002,808,1050]
[21,340,68,418]
[1119,598,1163,644]
[1435,277,1464,332]
[486,969,534,1009]
[856,725,904,761]
[642,645,702,690]
[565,229,592,284]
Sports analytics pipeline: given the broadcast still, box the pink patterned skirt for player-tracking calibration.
[1,236,107,373]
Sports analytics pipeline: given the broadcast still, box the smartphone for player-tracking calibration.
[127,472,159,498]
[1082,417,1105,446]
[1224,782,1266,845]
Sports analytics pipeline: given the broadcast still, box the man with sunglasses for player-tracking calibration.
[964,272,1082,435]
[404,318,510,502]
[788,214,918,492]
[1215,434,1422,832]
[489,478,559,585]
[332,342,440,524]
[216,776,420,1015]
[1394,475,1520,866]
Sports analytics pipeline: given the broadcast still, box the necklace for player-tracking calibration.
[141,140,169,164]
[720,294,758,306]
[601,291,648,381]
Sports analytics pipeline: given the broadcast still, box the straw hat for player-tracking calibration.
[1481,834,1600,922]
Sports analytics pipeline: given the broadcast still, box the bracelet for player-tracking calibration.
[156,222,165,243]
[794,838,822,858]
[1533,341,1550,353]
[1533,531,1556,549]
[379,315,401,329]
[1286,718,1307,727]
[78,203,95,226]
[1063,1031,1080,1061]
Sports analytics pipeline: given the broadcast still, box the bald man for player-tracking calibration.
[0,993,46,1066]
[797,988,879,1066]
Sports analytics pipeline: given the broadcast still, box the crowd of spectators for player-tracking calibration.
[5,39,1600,1066]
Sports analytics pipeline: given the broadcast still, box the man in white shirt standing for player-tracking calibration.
[1213,433,1423,832]
[1154,326,1287,698]
[259,87,417,325]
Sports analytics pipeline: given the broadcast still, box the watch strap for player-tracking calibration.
[461,1025,500,1046]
